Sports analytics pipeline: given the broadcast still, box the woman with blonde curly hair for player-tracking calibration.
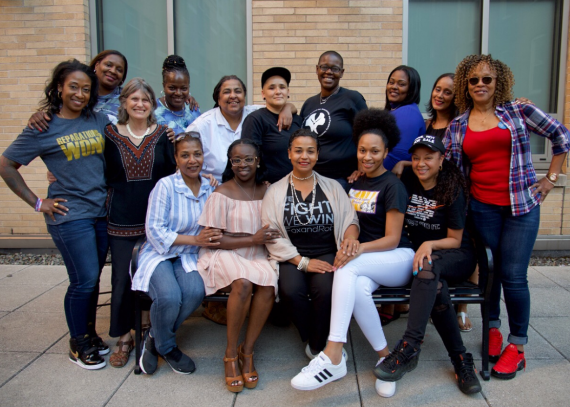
[443,54,570,380]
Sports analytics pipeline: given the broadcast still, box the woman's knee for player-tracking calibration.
[231,278,253,301]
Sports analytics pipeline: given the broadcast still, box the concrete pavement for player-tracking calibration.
[1,264,569,407]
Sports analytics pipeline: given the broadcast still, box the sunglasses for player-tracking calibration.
[468,76,495,86]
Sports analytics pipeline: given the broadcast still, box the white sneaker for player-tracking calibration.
[375,357,396,398]
[305,344,349,361]
[291,351,347,391]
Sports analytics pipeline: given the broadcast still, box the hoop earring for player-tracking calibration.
[439,165,442,171]
[58,91,61,99]
[465,91,471,100]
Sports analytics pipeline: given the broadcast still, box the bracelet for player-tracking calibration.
[544,177,556,186]
[35,198,43,212]
[297,256,310,272]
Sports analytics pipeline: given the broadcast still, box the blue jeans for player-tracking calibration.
[47,217,108,338]
[469,198,540,345]
[148,258,205,355]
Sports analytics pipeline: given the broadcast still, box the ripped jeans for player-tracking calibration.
[402,247,476,359]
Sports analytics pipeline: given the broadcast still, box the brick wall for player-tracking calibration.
[0,0,90,234]
[251,0,402,108]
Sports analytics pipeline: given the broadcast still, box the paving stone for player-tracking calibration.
[0,311,68,352]
[18,285,67,313]
[529,287,570,317]
[532,266,570,289]
[527,267,560,288]
[0,265,28,279]
[0,284,52,312]
[529,316,570,359]
[0,352,40,387]
[0,265,68,286]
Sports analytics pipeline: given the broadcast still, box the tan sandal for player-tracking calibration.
[223,355,244,393]
[109,339,134,368]
[238,344,258,389]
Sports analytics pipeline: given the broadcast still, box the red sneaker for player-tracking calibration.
[491,344,525,380]
[489,328,503,362]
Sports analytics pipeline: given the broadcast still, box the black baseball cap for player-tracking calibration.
[408,134,445,154]
[261,67,291,87]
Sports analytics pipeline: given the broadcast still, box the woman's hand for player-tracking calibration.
[307,258,335,273]
[412,241,434,275]
[277,103,294,131]
[334,239,362,269]
[186,95,200,111]
[28,111,51,132]
[391,161,410,178]
[195,226,223,247]
[202,173,219,187]
[515,97,533,105]
[167,127,176,143]
[347,170,364,184]
[531,177,555,203]
[41,198,68,222]
[252,224,281,245]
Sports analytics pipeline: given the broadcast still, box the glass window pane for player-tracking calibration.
[409,0,482,112]
[174,0,247,111]
[101,0,167,97]
[489,0,559,113]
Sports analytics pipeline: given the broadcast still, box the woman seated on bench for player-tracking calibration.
[374,135,481,394]
[290,109,414,397]
[133,134,221,375]
[197,139,280,393]
[261,129,359,361]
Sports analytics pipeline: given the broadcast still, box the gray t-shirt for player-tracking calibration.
[3,113,109,225]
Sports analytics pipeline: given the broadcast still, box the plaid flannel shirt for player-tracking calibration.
[443,101,570,216]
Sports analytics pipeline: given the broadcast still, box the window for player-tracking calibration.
[93,0,248,111]
[407,0,568,166]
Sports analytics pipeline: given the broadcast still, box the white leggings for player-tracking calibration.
[328,248,414,351]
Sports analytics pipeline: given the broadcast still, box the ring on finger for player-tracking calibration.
[54,202,59,207]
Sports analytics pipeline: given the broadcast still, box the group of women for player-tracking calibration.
[1,49,569,399]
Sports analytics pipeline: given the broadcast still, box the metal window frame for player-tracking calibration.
[403,0,569,168]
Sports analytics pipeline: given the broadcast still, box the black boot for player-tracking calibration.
[452,353,481,394]
[69,334,106,370]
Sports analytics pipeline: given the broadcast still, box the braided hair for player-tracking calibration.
[162,55,190,83]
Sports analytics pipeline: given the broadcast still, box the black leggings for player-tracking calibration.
[403,247,477,359]
[278,253,335,352]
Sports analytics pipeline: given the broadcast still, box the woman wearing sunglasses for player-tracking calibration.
[300,51,367,190]
[444,54,570,380]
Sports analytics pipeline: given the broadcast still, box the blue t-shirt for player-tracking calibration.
[383,103,426,171]
[3,113,109,225]
[155,98,201,135]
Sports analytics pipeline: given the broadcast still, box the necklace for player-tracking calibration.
[126,123,150,139]
[291,172,315,181]
[233,178,257,201]
[320,87,340,104]
[289,174,317,226]
[163,98,185,117]
[58,111,67,119]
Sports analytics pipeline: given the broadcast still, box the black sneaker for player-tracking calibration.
[452,353,482,394]
[162,347,196,374]
[140,329,158,375]
[90,335,110,356]
[69,335,106,370]
[373,340,420,382]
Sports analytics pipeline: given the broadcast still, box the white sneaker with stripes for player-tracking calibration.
[291,351,347,391]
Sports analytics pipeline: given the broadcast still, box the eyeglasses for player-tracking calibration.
[318,65,342,74]
[230,157,257,166]
[468,76,495,86]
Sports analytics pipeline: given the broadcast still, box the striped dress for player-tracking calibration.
[197,192,277,295]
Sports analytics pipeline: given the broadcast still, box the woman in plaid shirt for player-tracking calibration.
[444,54,570,380]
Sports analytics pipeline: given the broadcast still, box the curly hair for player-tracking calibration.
[454,54,515,113]
[40,59,99,118]
[221,139,267,183]
[162,54,190,83]
[352,108,401,150]
[426,73,458,121]
[212,75,246,108]
[117,78,158,126]
[89,50,128,86]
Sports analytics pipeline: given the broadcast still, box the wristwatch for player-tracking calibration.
[546,172,559,183]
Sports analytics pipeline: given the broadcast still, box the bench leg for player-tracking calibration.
[134,294,142,375]
[480,302,490,381]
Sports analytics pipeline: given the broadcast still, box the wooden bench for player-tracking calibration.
[130,238,493,380]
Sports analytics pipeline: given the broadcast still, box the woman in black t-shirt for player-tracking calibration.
[374,135,481,395]
[300,51,367,189]
[242,67,302,183]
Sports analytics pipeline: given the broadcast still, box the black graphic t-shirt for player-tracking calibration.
[3,113,109,225]
[241,108,302,183]
[402,170,470,251]
[284,182,336,257]
[349,171,412,248]
[300,88,367,179]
